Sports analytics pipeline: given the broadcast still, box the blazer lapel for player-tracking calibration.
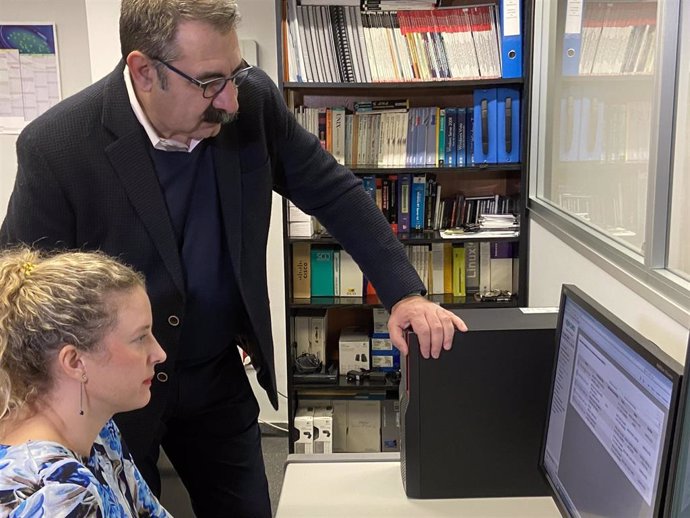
[211,124,242,282]
[101,63,185,295]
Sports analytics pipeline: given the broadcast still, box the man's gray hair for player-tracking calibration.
[120,0,240,62]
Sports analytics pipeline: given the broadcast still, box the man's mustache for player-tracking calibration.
[202,105,237,124]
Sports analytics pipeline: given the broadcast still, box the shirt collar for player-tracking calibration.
[124,66,202,153]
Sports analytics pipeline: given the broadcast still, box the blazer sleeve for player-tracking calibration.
[244,71,425,311]
[0,125,77,250]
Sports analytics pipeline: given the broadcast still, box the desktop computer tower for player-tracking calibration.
[400,307,557,499]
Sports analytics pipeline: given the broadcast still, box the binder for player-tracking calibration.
[562,0,584,76]
[473,88,497,164]
[577,96,604,161]
[496,87,520,163]
[499,0,523,78]
[559,95,581,162]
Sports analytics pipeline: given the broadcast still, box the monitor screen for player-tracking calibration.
[663,334,690,518]
[541,285,682,518]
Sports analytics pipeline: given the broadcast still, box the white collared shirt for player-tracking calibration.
[124,66,202,153]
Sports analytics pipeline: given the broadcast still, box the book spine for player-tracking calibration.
[292,242,311,299]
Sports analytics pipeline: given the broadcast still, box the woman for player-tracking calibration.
[0,248,170,516]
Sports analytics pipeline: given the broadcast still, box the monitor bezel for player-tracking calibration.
[539,284,683,518]
[662,333,690,517]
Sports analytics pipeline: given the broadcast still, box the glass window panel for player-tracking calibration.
[667,4,690,281]
[537,0,659,254]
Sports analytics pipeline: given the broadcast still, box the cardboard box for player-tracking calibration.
[332,400,348,453]
[293,407,314,454]
[346,400,381,453]
[308,316,326,362]
[373,308,389,334]
[338,327,370,373]
[371,333,399,372]
[313,407,334,454]
[381,400,400,452]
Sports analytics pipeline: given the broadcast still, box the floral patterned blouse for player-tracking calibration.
[0,420,170,517]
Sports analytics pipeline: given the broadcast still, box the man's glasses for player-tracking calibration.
[155,58,253,98]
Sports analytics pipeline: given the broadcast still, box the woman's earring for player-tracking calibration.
[80,373,87,416]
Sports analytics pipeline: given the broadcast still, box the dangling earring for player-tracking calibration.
[80,373,87,416]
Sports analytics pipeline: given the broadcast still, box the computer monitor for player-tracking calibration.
[541,284,683,518]
[662,334,690,517]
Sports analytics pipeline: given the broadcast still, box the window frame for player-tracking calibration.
[528,0,690,325]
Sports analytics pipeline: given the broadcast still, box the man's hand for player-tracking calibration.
[388,295,468,359]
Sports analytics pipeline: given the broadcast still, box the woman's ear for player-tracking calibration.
[57,345,86,382]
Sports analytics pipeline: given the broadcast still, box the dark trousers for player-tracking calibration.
[124,347,272,518]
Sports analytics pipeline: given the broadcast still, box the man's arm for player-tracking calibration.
[257,73,467,356]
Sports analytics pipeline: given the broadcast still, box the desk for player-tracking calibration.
[276,454,562,517]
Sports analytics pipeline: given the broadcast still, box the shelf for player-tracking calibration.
[289,231,520,245]
[347,164,522,175]
[283,78,524,93]
[558,74,654,86]
[289,294,519,309]
[293,375,400,393]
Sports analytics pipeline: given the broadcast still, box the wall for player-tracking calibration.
[0,0,93,221]
[529,220,690,364]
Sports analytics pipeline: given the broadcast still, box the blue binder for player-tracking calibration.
[499,0,523,78]
[465,108,474,165]
[497,88,520,163]
[473,89,497,164]
[562,0,584,76]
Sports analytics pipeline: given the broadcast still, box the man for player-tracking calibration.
[0,1,467,516]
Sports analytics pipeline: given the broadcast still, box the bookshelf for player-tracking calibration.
[543,0,659,253]
[276,0,534,453]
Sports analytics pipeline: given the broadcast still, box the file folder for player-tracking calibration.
[499,0,523,78]
[497,88,520,163]
[473,88,497,164]
[562,0,584,76]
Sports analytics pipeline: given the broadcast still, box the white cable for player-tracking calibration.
[259,419,289,434]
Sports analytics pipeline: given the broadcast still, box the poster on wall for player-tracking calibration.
[0,23,61,134]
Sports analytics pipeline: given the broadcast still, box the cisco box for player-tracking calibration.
[400,307,557,499]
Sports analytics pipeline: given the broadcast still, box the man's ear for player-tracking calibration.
[126,51,157,93]
[57,344,87,382]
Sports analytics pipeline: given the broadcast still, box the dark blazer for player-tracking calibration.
[0,62,423,441]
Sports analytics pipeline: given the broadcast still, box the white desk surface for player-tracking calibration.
[275,454,562,518]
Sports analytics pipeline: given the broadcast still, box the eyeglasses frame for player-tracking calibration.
[154,57,253,98]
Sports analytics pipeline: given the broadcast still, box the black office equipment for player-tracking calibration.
[540,285,683,518]
[400,307,558,499]
[662,333,690,518]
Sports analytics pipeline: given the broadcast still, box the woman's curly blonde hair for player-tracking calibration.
[0,247,145,419]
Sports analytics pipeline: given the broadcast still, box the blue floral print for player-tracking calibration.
[0,420,170,517]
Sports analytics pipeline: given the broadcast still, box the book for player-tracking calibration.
[452,245,466,297]
[397,173,411,233]
[339,250,364,297]
[489,242,513,292]
[464,241,479,294]
[292,242,311,299]
[311,247,335,297]
[410,173,426,232]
